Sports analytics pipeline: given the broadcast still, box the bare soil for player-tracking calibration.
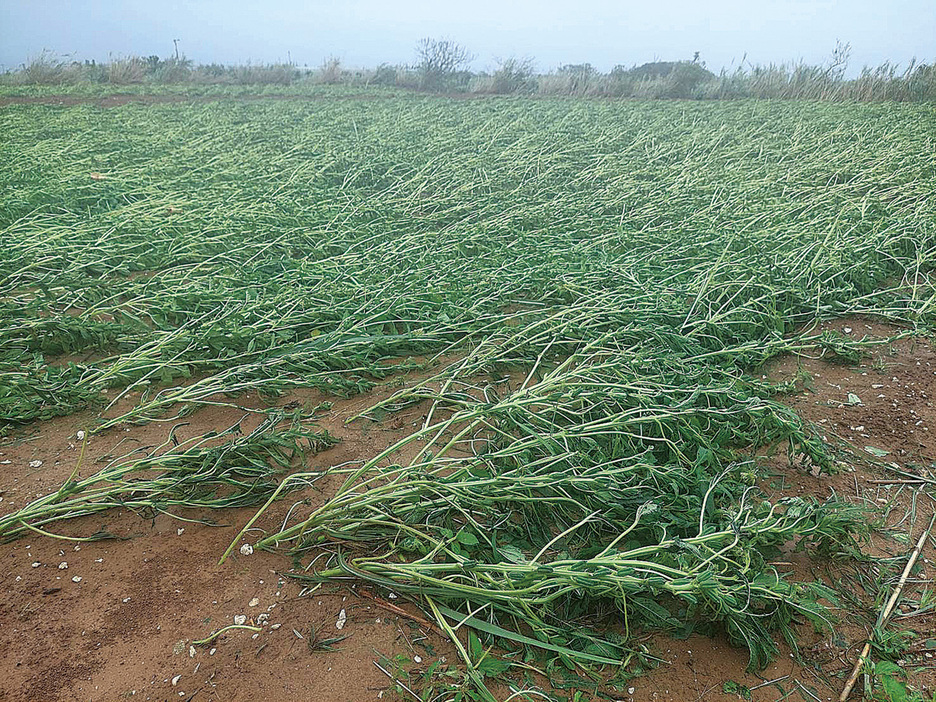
[2,318,935,702]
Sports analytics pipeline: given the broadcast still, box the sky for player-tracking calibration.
[0,0,933,74]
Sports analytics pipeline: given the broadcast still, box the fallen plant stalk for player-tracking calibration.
[839,515,935,701]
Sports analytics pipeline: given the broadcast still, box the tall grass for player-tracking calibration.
[2,51,935,101]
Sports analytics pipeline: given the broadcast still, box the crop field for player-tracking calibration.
[2,96,936,701]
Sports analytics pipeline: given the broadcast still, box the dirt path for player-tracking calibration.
[1,317,934,701]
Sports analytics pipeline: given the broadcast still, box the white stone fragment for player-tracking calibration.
[239,543,254,556]
[336,608,347,630]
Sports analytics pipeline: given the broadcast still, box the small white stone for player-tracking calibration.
[28,460,43,468]
[76,431,85,440]
[233,615,247,626]
[189,646,196,658]
[249,597,260,607]
[177,528,184,536]
[123,597,131,603]
[628,687,635,695]
[336,609,347,630]
[413,655,422,663]
[58,562,68,570]
[209,648,216,656]
[844,327,852,333]
[72,576,82,583]
[171,675,181,686]
[269,623,281,630]
[31,562,41,568]
[239,543,254,556]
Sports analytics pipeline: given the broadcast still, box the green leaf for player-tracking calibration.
[434,604,623,666]
[456,529,479,546]
[496,545,526,564]
[881,674,908,702]
[874,660,903,677]
[477,656,510,677]
[468,630,483,661]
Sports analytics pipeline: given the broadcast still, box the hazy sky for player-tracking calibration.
[1,1,933,74]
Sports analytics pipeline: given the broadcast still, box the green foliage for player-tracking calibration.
[815,330,867,364]
[872,660,923,702]
[0,414,337,542]
[3,96,936,696]
[722,680,752,700]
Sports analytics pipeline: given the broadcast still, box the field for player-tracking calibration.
[2,94,936,702]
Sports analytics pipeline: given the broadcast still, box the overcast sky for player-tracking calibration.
[1,0,933,74]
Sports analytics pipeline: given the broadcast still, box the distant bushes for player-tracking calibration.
[3,44,935,101]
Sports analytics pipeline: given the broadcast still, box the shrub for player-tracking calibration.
[15,52,82,85]
[415,37,474,91]
[487,57,536,94]
[317,57,344,85]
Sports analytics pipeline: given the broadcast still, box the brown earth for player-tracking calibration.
[1,318,935,701]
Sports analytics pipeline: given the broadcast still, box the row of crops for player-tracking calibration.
[2,96,936,694]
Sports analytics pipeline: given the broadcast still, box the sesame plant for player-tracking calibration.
[2,96,936,691]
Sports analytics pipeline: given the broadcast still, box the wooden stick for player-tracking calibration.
[839,516,934,701]
[356,588,446,636]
